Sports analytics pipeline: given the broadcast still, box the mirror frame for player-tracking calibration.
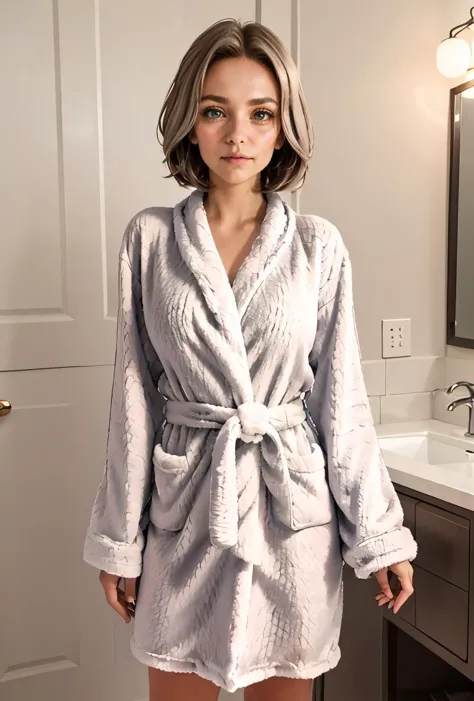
[447,77,474,349]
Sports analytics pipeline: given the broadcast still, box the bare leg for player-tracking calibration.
[148,668,221,701]
[244,677,313,701]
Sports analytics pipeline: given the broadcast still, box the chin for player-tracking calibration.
[212,166,259,186]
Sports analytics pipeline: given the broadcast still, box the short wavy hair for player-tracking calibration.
[157,19,314,193]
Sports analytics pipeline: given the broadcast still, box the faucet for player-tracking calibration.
[447,381,474,437]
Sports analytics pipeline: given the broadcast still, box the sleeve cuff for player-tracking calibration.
[83,529,143,578]
[343,526,418,579]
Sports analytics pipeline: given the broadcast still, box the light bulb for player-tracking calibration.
[436,37,471,77]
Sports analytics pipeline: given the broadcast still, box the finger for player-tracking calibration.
[375,585,399,599]
[112,593,131,623]
[110,597,132,623]
[104,583,131,623]
[124,578,137,618]
[124,577,137,604]
[392,586,414,614]
[118,587,136,617]
[375,570,393,600]
[391,575,414,615]
[390,589,409,614]
[377,594,393,606]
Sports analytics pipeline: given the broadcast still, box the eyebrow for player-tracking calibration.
[200,94,278,106]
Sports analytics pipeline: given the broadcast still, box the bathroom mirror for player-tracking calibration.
[447,78,474,348]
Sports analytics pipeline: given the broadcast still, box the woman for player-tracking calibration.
[83,18,417,701]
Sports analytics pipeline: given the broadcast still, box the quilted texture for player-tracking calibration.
[83,190,417,692]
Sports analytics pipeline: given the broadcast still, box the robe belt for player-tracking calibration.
[164,397,307,550]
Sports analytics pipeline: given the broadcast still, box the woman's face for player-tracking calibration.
[189,56,284,190]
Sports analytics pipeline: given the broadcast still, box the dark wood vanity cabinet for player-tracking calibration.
[317,486,474,701]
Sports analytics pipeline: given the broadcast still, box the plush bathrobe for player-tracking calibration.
[83,189,417,692]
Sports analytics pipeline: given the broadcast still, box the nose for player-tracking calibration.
[224,115,247,144]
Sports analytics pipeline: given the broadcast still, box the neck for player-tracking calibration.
[203,181,267,227]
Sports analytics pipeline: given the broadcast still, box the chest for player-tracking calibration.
[210,225,261,286]
[145,224,320,375]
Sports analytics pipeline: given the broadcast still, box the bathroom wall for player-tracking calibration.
[434,347,474,428]
[298,0,473,426]
[435,0,474,428]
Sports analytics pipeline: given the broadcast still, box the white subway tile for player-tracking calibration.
[386,356,444,395]
[445,356,474,388]
[362,360,385,396]
[447,346,474,361]
[380,392,432,424]
[369,396,381,425]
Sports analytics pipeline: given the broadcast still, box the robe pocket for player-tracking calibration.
[285,443,334,529]
[151,444,195,532]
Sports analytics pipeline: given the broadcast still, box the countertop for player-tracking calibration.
[376,419,474,512]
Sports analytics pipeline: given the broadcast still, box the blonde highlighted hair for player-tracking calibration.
[157,18,313,193]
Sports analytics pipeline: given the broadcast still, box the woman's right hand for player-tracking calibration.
[99,570,137,623]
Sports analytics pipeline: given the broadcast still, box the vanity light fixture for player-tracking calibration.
[436,6,474,80]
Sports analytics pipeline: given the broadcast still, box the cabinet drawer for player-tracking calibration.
[415,567,468,660]
[398,493,417,535]
[415,503,469,591]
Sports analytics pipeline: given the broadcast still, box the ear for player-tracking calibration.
[188,130,198,145]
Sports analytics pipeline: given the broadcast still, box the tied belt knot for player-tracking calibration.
[236,401,269,443]
[164,396,307,552]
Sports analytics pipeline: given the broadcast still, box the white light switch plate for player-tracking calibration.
[382,318,411,358]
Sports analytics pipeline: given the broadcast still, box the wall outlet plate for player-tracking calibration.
[382,318,411,358]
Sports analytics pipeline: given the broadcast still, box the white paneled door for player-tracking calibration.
[0,1,260,700]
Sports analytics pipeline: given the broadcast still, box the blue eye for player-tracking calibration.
[202,108,224,120]
[200,107,275,122]
[254,110,274,121]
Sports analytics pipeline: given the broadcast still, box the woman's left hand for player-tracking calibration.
[374,560,414,614]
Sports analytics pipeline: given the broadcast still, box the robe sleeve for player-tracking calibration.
[305,221,417,579]
[83,221,165,578]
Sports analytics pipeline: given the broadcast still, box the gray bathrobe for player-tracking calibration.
[83,189,417,692]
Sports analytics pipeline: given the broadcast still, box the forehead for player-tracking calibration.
[202,57,279,99]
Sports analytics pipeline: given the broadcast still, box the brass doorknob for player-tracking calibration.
[0,401,12,417]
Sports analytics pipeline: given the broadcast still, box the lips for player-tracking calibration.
[222,155,251,160]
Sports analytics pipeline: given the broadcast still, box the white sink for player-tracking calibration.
[375,421,474,512]
[378,432,474,466]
